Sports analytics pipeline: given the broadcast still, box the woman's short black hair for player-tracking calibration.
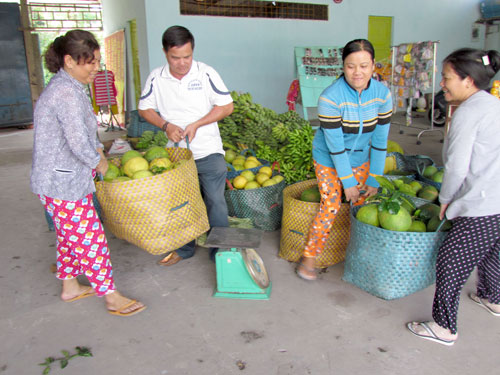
[342,39,375,63]
[443,48,500,90]
[44,29,99,73]
[162,25,195,52]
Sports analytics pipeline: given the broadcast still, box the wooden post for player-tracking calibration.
[19,0,44,108]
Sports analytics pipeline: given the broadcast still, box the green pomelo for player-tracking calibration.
[408,220,426,232]
[272,175,285,183]
[409,181,422,193]
[427,215,452,232]
[356,204,379,227]
[418,203,441,222]
[379,207,412,232]
[123,156,149,177]
[149,157,172,170]
[300,186,321,203]
[121,150,142,166]
[423,165,438,178]
[399,183,416,196]
[393,179,404,188]
[224,149,237,163]
[432,170,444,183]
[418,185,439,202]
[132,170,154,180]
[143,146,169,163]
[103,163,120,182]
[261,179,277,187]
[111,176,131,183]
[401,200,416,215]
[240,170,255,182]
[244,181,260,190]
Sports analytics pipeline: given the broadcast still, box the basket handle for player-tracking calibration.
[435,218,447,232]
[225,178,235,190]
[226,163,236,171]
[174,136,190,150]
[271,161,281,173]
[240,148,256,157]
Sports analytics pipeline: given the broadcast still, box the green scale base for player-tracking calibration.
[213,248,271,300]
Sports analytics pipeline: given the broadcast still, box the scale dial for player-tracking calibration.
[242,248,270,289]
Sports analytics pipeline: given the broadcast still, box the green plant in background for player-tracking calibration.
[39,346,92,374]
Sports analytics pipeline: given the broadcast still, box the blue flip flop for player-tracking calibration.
[407,321,456,346]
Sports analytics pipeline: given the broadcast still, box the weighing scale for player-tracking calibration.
[205,227,271,300]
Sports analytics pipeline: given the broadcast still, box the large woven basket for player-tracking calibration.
[278,179,350,268]
[342,204,447,300]
[95,148,209,255]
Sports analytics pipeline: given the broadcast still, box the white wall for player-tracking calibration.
[104,0,484,113]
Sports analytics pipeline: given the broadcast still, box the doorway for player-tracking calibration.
[368,15,393,63]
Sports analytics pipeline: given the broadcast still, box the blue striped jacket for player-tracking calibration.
[313,76,392,189]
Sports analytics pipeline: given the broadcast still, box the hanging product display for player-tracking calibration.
[391,41,437,109]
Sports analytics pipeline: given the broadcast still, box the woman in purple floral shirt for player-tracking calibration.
[31,29,145,316]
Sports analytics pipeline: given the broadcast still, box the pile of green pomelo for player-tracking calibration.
[356,196,451,233]
[376,176,439,202]
[228,165,285,190]
[421,165,444,183]
[102,146,184,183]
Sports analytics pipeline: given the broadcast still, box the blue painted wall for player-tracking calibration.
[103,0,483,113]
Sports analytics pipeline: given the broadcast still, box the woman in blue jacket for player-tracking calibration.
[296,39,392,280]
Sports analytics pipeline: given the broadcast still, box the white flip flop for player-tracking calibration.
[406,321,456,346]
[469,293,500,317]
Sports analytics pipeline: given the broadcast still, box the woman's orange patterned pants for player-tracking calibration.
[303,161,370,258]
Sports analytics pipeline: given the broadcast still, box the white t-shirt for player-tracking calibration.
[138,60,233,160]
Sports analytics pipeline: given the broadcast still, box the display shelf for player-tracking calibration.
[389,41,443,144]
[295,46,343,121]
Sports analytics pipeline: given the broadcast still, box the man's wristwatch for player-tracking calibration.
[162,121,169,132]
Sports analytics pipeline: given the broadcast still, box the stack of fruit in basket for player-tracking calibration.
[102,147,183,182]
[228,165,285,190]
[356,191,451,232]
[421,165,444,183]
[225,150,262,171]
[376,176,439,202]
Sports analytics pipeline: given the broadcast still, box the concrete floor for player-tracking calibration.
[1,113,499,375]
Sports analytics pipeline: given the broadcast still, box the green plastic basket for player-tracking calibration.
[224,171,285,231]
[127,110,161,138]
[342,204,447,300]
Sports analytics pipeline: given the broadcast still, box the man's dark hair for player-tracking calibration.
[162,25,195,52]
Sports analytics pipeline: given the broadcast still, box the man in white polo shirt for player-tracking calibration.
[138,25,233,266]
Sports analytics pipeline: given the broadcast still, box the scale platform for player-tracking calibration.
[205,227,271,300]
